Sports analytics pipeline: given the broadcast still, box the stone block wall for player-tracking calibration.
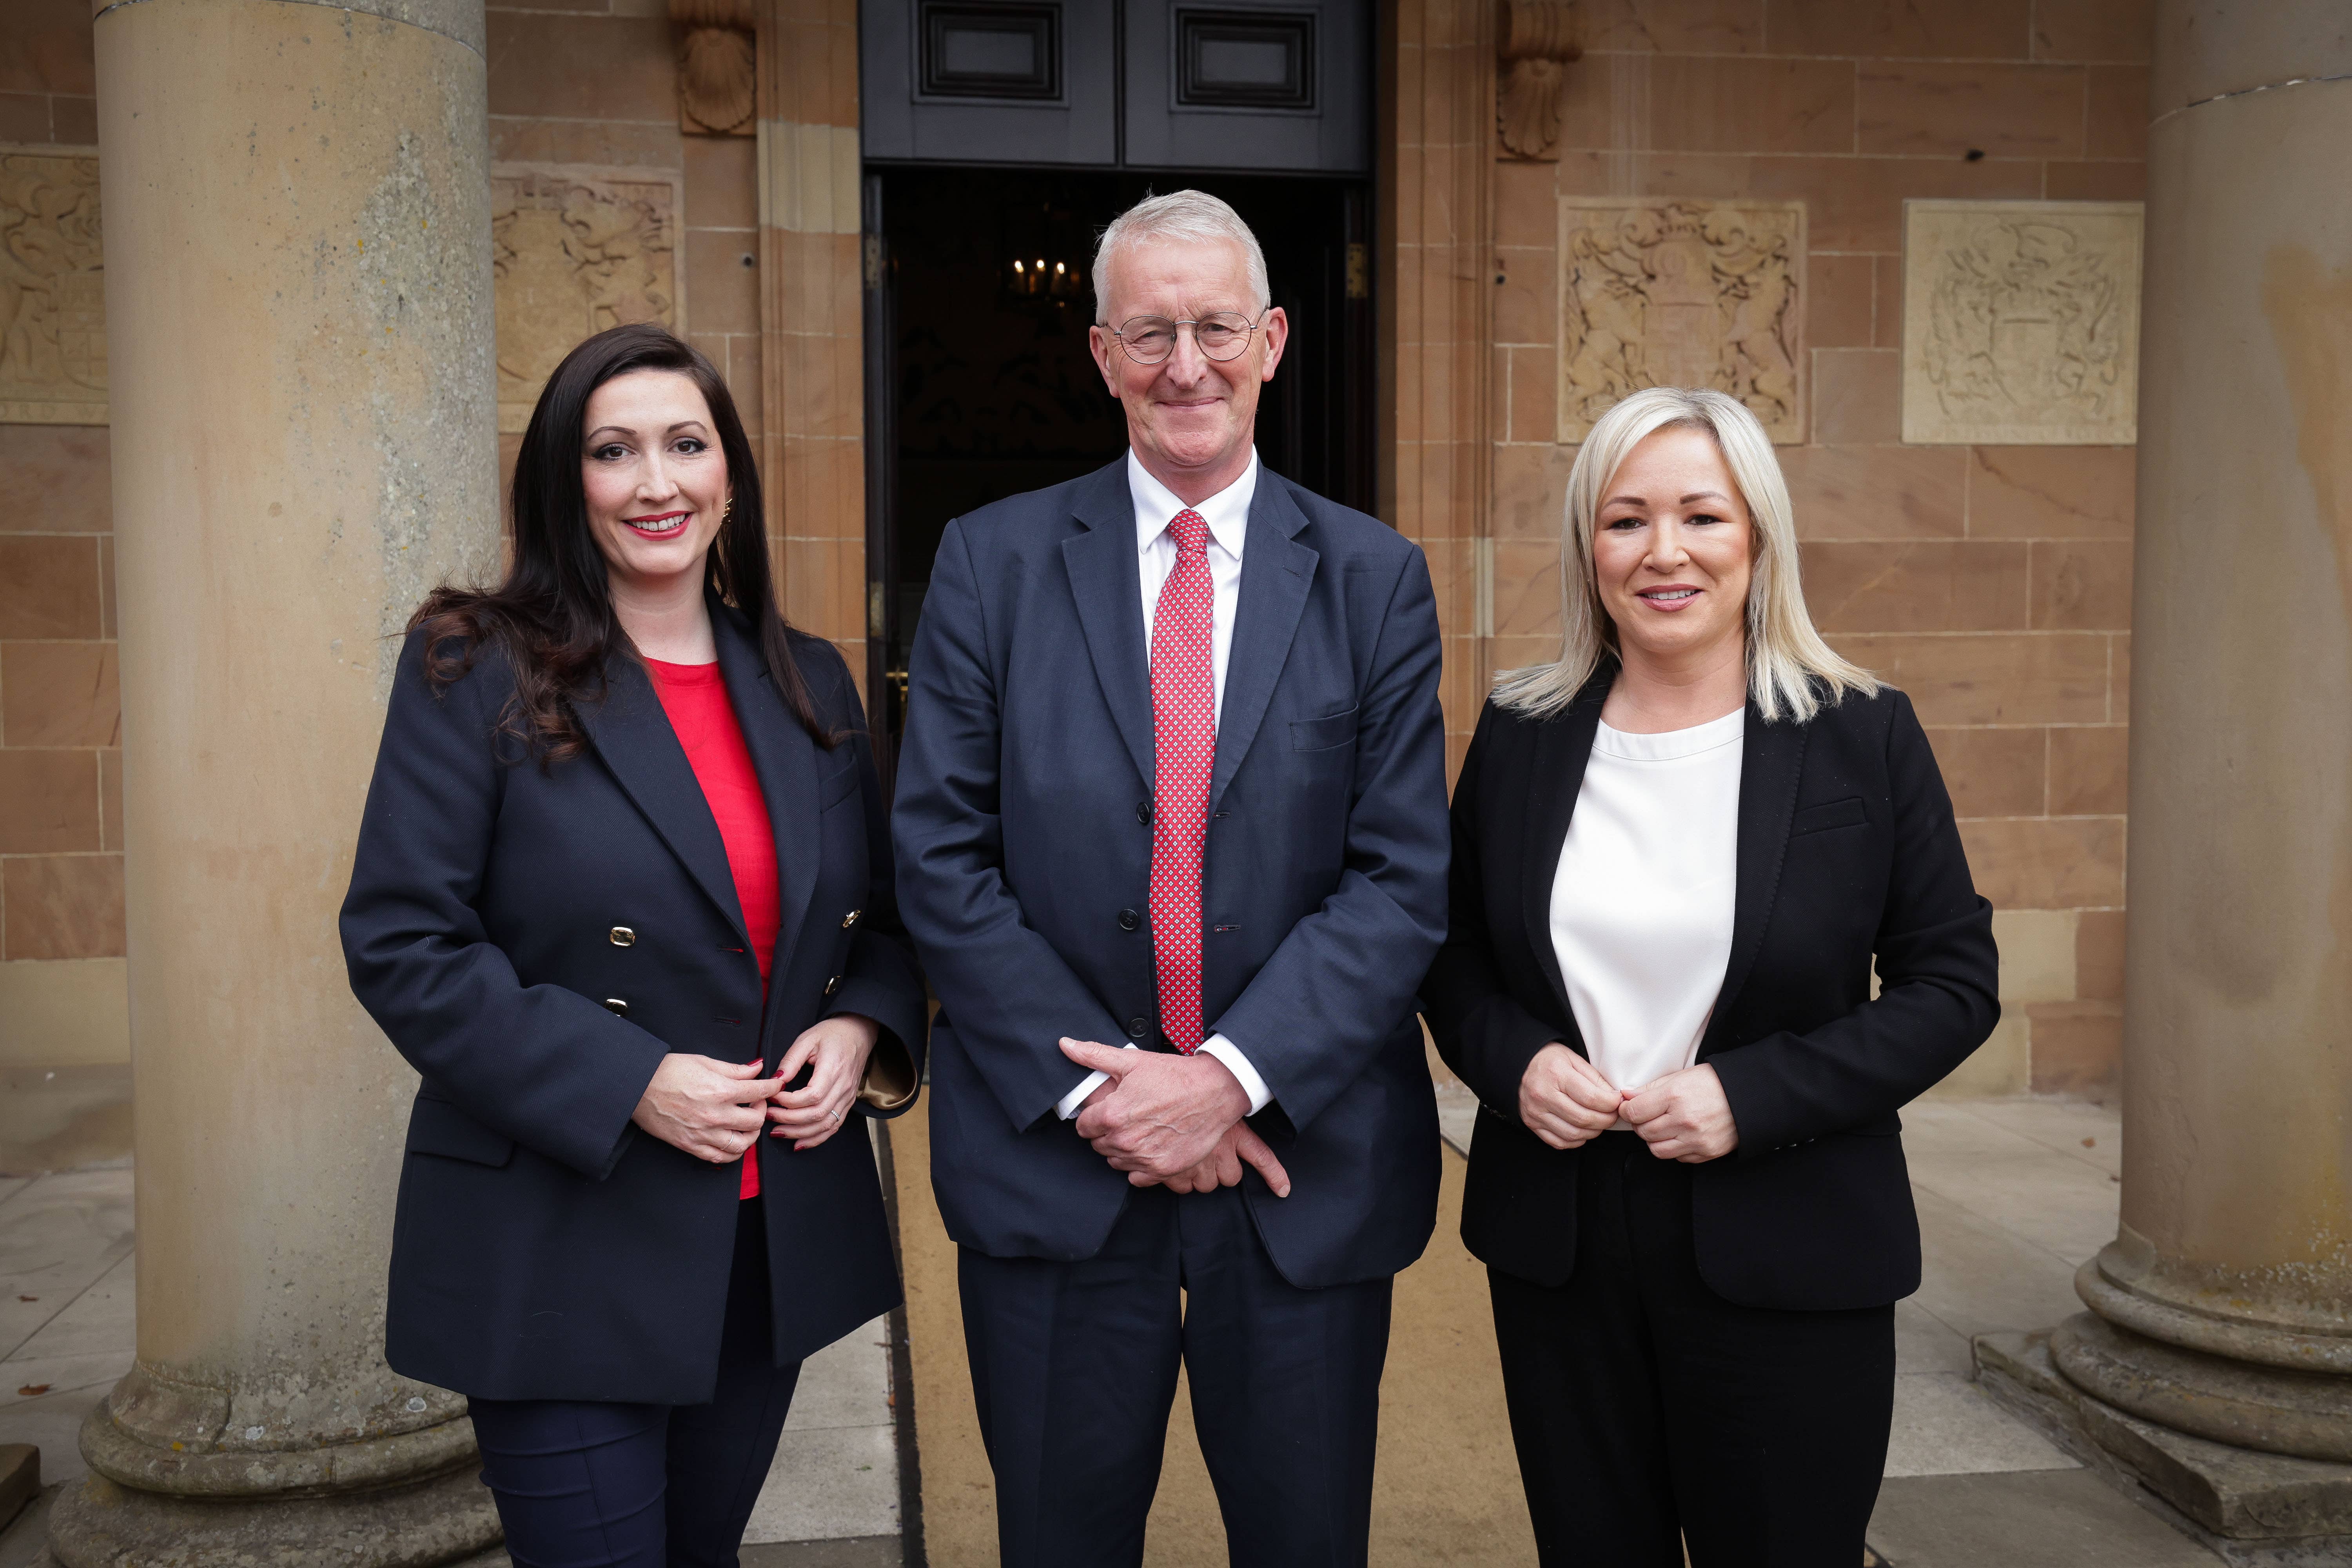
[1,4,122,1071]
[485,0,768,505]
[1487,0,2150,1094]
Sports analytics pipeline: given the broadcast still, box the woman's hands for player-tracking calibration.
[633,1055,785,1164]
[1517,1047,1742,1163]
[1622,1063,1739,1162]
[766,1013,880,1151]
[1519,1043,1624,1149]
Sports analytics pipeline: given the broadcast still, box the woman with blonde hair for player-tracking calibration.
[1422,387,1998,1564]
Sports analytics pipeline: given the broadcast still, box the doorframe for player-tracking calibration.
[753,0,1499,775]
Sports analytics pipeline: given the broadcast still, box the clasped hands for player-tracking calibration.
[1518,1042,1739,1163]
[632,1014,880,1164]
[1059,1039,1292,1198]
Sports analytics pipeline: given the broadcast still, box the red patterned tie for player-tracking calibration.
[1149,508,1215,1054]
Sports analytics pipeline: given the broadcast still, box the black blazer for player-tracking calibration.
[340,604,927,1403]
[1421,669,1999,1311]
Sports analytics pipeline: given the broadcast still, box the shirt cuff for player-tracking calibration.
[1055,1042,1140,1120]
[1197,1034,1274,1116]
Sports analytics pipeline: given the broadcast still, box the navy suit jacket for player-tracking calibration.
[892,457,1451,1289]
[340,605,926,1403]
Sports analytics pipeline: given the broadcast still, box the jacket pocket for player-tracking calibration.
[1290,706,1360,753]
[405,1094,517,1168]
[1791,795,1868,836]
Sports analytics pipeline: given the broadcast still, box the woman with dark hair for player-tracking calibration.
[340,323,925,1567]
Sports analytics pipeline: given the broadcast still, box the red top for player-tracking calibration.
[647,658,779,1200]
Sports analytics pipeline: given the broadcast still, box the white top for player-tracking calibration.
[1054,450,1271,1122]
[1549,708,1744,1116]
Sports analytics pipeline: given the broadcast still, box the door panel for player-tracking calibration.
[1123,0,1369,174]
[860,0,1116,165]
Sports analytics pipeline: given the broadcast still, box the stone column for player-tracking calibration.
[1978,0,2352,1553]
[48,0,503,1561]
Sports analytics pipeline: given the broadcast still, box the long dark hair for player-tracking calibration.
[411,323,833,760]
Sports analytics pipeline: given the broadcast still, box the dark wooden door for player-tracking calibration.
[860,0,1369,173]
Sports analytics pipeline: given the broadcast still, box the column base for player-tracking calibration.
[1978,1323,2352,1563]
[43,1465,501,1568]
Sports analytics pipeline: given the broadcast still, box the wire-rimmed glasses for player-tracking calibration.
[1106,312,1266,365]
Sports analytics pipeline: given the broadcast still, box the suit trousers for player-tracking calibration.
[1489,1133,1895,1568]
[958,1180,1394,1568]
[468,1198,802,1568]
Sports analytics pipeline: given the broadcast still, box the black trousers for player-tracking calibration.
[468,1199,802,1568]
[1489,1133,1895,1568]
[958,1181,1395,1568]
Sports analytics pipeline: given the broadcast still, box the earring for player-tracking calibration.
[723,496,734,522]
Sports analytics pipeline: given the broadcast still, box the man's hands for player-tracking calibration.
[1519,1046,1739,1163]
[1060,1038,1290,1197]
[1518,1043,1623,1150]
[1622,1062,1738,1163]
[634,1055,785,1164]
[768,1013,880,1151]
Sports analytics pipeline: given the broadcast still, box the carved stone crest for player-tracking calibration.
[492,167,683,434]
[1556,198,1807,444]
[0,148,107,425]
[1901,200,2143,445]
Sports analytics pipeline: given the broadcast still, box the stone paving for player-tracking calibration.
[1,1098,2231,1564]
[0,1162,901,1558]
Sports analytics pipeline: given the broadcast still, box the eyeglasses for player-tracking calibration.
[1106,312,1265,365]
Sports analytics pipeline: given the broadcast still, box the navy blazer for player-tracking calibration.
[892,458,1451,1289]
[340,604,927,1403]
[1422,669,2000,1310]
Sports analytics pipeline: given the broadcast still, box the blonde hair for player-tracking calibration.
[1493,387,1876,724]
[1092,190,1270,323]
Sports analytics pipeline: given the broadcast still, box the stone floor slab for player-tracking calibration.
[1959,1100,2123,1180]
[1869,1470,2223,1565]
[745,1423,900,1546]
[1886,1372,2078,1478]
[740,1537,902,1567]
[1897,1298,1977,1377]
[1901,1103,2123,1267]
[0,1173,134,1364]
[6,1256,131,1365]
[1908,1185,2087,1345]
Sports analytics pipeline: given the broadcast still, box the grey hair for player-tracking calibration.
[1492,387,1878,725]
[1092,189,1271,323]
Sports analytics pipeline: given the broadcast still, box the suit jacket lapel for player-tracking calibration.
[1209,477,1317,812]
[1061,460,1154,790]
[1520,668,1612,1033]
[1700,702,1809,1058]
[711,607,819,996]
[575,650,750,949]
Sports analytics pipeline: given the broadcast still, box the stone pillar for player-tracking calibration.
[1978,0,2352,1553]
[48,0,503,1561]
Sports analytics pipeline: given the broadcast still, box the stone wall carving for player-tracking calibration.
[1556,197,1806,443]
[670,0,756,136]
[1497,0,1582,162]
[0,149,107,425]
[492,166,682,434]
[1901,199,2143,445]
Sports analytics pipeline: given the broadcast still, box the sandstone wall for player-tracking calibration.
[1487,0,2151,1094]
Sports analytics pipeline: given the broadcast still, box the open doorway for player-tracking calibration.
[862,166,1372,771]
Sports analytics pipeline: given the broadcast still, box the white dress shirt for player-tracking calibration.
[1057,450,1274,1123]
[1549,709,1744,1124]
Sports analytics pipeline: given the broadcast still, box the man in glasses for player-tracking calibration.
[893,189,1448,1565]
